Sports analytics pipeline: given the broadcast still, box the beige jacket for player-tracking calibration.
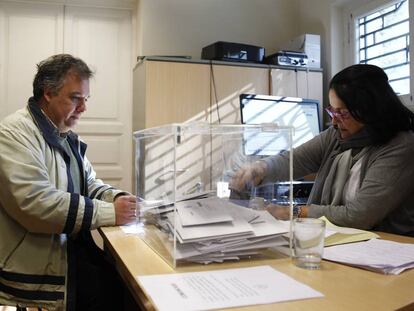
[0,99,124,310]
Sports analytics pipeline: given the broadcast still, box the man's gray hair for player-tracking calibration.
[33,54,94,100]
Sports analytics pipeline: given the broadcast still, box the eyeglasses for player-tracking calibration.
[325,106,351,120]
[70,95,89,106]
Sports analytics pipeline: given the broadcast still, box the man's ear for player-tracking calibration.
[43,88,54,102]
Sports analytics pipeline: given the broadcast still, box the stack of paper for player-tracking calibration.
[323,238,414,274]
[157,197,289,264]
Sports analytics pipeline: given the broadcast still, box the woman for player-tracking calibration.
[230,64,414,236]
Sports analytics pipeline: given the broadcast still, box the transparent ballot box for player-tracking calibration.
[134,123,295,268]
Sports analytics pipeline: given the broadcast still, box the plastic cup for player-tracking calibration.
[293,218,326,269]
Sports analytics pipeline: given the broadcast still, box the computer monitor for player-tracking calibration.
[240,94,320,156]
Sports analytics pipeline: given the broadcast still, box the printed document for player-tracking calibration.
[323,238,414,274]
[176,197,233,226]
[137,265,323,311]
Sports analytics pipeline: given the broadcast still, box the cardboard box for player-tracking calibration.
[280,34,321,68]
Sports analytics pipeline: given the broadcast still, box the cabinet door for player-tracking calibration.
[297,70,323,129]
[64,6,133,191]
[271,69,323,130]
[143,61,211,128]
[296,71,323,102]
[210,65,269,124]
[0,2,64,120]
[270,68,298,98]
[271,68,323,101]
[134,60,211,198]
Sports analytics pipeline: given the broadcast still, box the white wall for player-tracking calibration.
[295,0,333,114]
[297,0,332,71]
[133,0,359,118]
[135,0,300,60]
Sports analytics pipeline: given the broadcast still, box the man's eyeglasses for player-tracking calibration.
[70,95,89,106]
[325,106,351,120]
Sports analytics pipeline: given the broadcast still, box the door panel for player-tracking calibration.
[64,6,133,191]
[0,2,63,119]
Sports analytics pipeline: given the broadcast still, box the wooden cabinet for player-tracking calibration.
[133,57,323,130]
[271,68,323,129]
[133,59,211,131]
[209,64,269,124]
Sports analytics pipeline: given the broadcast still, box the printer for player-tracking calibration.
[201,41,265,63]
[279,34,321,68]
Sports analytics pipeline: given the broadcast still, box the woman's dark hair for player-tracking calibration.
[329,64,414,144]
[33,54,94,100]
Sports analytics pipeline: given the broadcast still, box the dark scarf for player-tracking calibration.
[338,126,375,154]
[308,126,375,205]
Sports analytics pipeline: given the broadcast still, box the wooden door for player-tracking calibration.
[64,6,133,191]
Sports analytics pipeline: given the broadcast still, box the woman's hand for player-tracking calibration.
[266,204,290,220]
[266,204,309,220]
[229,161,268,192]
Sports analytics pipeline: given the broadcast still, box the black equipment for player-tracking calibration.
[201,41,265,63]
[264,50,308,67]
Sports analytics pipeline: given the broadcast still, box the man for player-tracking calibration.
[0,54,137,310]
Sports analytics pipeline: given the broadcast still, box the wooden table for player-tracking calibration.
[99,226,414,311]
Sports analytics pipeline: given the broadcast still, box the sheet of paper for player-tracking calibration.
[176,197,233,226]
[168,203,255,243]
[138,265,323,311]
[249,211,290,237]
[323,238,414,274]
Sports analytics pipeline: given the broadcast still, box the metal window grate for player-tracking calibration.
[358,0,410,95]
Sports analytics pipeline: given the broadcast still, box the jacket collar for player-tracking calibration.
[27,97,84,154]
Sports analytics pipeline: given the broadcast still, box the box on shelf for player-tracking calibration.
[280,34,321,68]
[133,123,294,268]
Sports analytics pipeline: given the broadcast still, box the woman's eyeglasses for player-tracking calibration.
[325,106,351,120]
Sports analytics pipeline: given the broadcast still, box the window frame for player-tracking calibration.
[344,0,413,108]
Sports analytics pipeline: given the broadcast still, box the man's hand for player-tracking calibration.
[114,195,137,225]
[229,161,268,192]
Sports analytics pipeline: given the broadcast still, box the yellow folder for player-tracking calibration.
[322,216,379,247]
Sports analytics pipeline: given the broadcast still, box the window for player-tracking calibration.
[347,0,413,106]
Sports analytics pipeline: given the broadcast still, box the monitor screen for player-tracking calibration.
[240,94,320,156]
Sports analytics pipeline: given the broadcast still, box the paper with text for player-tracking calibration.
[176,197,233,226]
[138,265,323,311]
[323,238,414,274]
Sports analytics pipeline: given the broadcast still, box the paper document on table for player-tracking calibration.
[323,238,414,274]
[137,265,323,311]
[176,197,233,226]
[321,217,379,246]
